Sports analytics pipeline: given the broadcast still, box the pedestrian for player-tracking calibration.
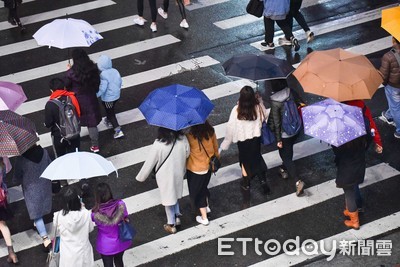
[96,55,124,140]
[186,121,219,226]
[284,0,314,44]
[0,158,18,265]
[65,48,102,153]
[261,0,300,51]
[13,144,53,252]
[2,0,25,31]
[157,0,189,29]
[332,136,367,230]
[91,183,131,267]
[136,127,190,234]
[268,79,305,196]
[220,86,271,194]
[379,36,400,139]
[45,77,81,157]
[133,0,158,32]
[53,188,95,267]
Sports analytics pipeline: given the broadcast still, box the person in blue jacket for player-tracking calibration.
[97,55,124,139]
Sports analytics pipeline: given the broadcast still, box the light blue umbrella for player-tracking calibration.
[139,84,214,131]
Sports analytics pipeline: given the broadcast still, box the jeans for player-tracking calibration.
[88,127,99,147]
[343,187,357,212]
[165,202,180,225]
[384,85,400,134]
[34,217,47,237]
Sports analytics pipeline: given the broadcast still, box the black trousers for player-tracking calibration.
[102,101,120,130]
[162,0,186,19]
[289,0,310,32]
[186,170,211,209]
[263,16,294,43]
[51,135,80,158]
[137,0,157,22]
[8,6,21,24]
[101,251,124,267]
[278,134,298,179]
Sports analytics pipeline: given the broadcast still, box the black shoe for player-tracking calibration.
[291,37,300,52]
[8,18,16,25]
[261,42,275,50]
[240,176,250,190]
[278,167,289,179]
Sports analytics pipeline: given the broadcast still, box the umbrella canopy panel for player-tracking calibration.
[293,48,383,102]
[139,84,214,131]
[0,81,27,111]
[381,6,400,41]
[301,98,366,147]
[223,54,295,81]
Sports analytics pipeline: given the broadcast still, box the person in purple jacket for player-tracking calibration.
[91,183,132,267]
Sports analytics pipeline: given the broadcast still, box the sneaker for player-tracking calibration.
[394,132,400,139]
[90,146,100,153]
[278,167,289,179]
[8,18,16,25]
[175,217,181,226]
[381,111,395,125]
[114,130,124,139]
[306,31,314,43]
[103,119,113,129]
[180,19,189,29]
[291,37,300,51]
[295,180,305,196]
[196,216,209,226]
[133,17,146,26]
[150,23,157,32]
[278,37,292,46]
[163,224,177,234]
[158,7,168,19]
[206,206,211,213]
[260,42,275,50]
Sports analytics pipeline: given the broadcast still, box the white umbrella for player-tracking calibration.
[33,18,103,49]
[41,151,118,180]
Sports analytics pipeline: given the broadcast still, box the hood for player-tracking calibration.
[97,55,112,71]
[60,210,89,233]
[270,87,290,102]
[98,199,120,217]
[22,145,43,163]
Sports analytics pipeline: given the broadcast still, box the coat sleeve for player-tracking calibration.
[97,74,108,98]
[44,101,57,128]
[379,53,391,85]
[364,105,383,147]
[12,158,23,185]
[211,133,220,158]
[136,141,159,182]
[220,107,237,151]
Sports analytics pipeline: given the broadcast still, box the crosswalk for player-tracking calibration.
[0,0,399,266]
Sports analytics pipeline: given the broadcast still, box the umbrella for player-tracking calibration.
[139,84,214,131]
[381,6,400,41]
[0,81,27,111]
[301,98,366,147]
[293,48,383,102]
[41,150,118,180]
[33,18,103,49]
[0,110,39,156]
[222,54,295,81]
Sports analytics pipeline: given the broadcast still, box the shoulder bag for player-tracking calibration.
[118,218,136,242]
[46,213,60,267]
[246,0,264,18]
[258,105,275,145]
[199,140,221,175]
[149,138,176,179]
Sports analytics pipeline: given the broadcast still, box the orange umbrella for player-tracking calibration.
[293,48,383,102]
[381,6,400,41]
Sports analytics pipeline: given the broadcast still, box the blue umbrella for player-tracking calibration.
[139,84,214,131]
[301,98,366,147]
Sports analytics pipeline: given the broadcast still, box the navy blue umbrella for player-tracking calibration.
[139,84,214,131]
[223,54,294,81]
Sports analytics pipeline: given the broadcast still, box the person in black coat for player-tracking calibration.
[3,0,25,31]
[332,136,367,230]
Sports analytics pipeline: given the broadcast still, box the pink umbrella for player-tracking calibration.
[0,81,27,111]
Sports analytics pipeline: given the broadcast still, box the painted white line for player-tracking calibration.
[3,34,180,87]
[302,0,332,8]
[0,15,139,57]
[250,4,397,51]
[186,0,229,11]
[103,163,399,266]
[250,211,400,266]
[0,0,35,8]
[0,0,116,31]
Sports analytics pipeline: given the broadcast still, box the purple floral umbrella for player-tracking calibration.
[0,81,27,111]
[301,98,366,147]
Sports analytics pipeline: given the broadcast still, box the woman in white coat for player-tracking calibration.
[136,127,190,234]
[53,188,95,267]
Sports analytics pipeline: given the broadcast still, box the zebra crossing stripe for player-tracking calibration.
[185,0,230,11]
[0,0,116,31]
[250,211,400,266]
[96,163,399,266]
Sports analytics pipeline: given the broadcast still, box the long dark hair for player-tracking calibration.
[71,48,100,90]
[188,121,215,142]
[157,127,183,145]
[92,183,114,213]
[237,86,259,121]
[62,188,82,216]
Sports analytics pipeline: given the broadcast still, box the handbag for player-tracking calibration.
[199,140,221,175]
[46,214,60,267]
[259,105,275,145]
[149,139,176,179]
[246,0,264,18]
[118,219,136,242]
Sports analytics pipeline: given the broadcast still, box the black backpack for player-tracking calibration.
[50,97,81,141]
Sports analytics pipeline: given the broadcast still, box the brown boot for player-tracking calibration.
[344,211,360,230]
[343,208,350,217]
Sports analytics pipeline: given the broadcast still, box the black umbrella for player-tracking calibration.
[222,54,295,81]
